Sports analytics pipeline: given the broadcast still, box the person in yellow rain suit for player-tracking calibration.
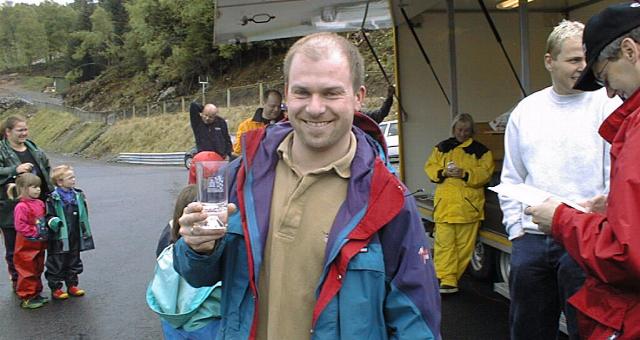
[425,113,494,294]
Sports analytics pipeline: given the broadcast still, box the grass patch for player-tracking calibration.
[0,96,396,161]
[82,113,194,157]
[82,105,259,157]
[27,109,80,145]
[0,107,106,155]
[19,76,53,92]
[47,121,106,154]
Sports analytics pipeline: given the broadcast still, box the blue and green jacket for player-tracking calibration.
[46,188,94,253]
[174,114,441,339]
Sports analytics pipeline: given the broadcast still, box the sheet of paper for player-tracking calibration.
[489,183,588,213]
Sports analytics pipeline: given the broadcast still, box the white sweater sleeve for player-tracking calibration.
[499,109,528,239]
[600,94,622,194]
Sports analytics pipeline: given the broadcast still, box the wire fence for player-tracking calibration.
[21,81,286,125]
[26,78,389,125]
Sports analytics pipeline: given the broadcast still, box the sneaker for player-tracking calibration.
[68,286,85,297]
[52,289,69,300]
[32,295,49,304]
[439,284,459,294]
[21,298,44,309]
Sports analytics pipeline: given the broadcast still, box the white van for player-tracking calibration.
[379,120,398,161]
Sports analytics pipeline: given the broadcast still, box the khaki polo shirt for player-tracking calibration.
[256,131,357,339]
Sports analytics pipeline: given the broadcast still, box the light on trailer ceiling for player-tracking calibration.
[496,0,534,10]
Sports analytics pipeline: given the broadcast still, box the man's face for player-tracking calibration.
[545,36,586,95]
[593,38,640,101]
[286,51,365,154]
[453,121,473,143]
[200,105,218,124]
[262,93,282,121]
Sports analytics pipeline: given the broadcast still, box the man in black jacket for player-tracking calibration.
[189,102,232,158]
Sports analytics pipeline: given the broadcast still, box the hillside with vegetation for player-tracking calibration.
[0,0,396,158]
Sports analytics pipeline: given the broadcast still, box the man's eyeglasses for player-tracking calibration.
[594,59,610,87]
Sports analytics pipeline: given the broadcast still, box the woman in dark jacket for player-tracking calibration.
[0,115,53,291]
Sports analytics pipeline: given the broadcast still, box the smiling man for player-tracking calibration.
[172,32,441,339]
[499,20,621,340]
[525,3,640,339]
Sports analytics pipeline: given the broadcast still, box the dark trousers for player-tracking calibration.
[1,228,18,285]
[509,234,585,340]
[45,250,83,290]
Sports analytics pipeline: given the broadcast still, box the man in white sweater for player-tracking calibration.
[499,20,621,340]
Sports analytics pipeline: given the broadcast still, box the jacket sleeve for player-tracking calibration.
[222,121,232,157]
[233,121,246,155]
[499,110,528,239]
[424,147,446,184]
[45,196,61,232]
[464,149,495,188]
[0,152,18,186]
[189,102,203,130]
[173,233,226,288]
[381,199,441,339]
[552,205,640,289]
[38,149,52,192]
[551,123,640,289]
[364,91,394,124]
[14,203,37,238]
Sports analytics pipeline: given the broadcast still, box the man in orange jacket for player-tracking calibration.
[526,3,640,339]
[232,89,284,156]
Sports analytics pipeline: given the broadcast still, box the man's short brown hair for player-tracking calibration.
[283,32,365,92]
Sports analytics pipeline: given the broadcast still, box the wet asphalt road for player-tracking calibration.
[0,154,183,339]
[0,155,513,339]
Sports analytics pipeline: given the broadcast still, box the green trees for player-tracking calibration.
[0,0,298,100]
[0,4,52,69]
[37,2,77,63]
[125,0,217,87]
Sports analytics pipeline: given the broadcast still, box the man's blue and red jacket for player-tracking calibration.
[174,115,441,339]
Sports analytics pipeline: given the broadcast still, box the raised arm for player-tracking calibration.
[189,102,203,130]
[365,86,395,124]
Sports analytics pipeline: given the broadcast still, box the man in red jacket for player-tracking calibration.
[525,3,640,339]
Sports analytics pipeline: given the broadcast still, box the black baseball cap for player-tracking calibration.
[574,2,640,91]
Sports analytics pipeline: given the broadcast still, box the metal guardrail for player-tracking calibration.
[117,152,185,166]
